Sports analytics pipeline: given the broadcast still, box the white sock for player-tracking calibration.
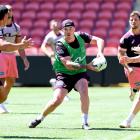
[82,113,88,124]
[37,115,45,121]
[126,113,135,124]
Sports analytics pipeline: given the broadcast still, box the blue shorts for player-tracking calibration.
[54,72,89,92]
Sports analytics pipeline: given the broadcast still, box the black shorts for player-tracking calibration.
[55,72,88,93]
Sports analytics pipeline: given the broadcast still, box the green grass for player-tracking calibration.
[0,87,140,140]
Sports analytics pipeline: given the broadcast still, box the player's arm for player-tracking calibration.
[120,55,140,63]
[16,33,30,70]
[0,36,32,52]
[41,37,55,58]
[118,46,127,64]
[60,56,87,70]
[60,56,97,71]
[90,36,104,57]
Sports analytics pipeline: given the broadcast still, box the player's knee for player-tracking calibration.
[6,78,15,86]
[0,94,7,103]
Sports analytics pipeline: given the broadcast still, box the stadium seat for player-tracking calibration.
[25,2,39,11]
[95,20,110,29]
[22,10,36,20]
[103,0,118,1]
[80,27,92,34]
[34,20,48,29]
[111,20,126,30]
[114,10,129,20]
[82,10,97,20]
[20,28,30,36]
[93,28,107,39]
[100,2,115,11]
[86,47,98,56]
[19,19,33,29]
[79,19,94,29]
[67,11,81,20]
[52,11,66,20]
[108,29,124,39]
[12,2,25,11]
[70,2,84,11]
[0,0,14,4]
[103,47,118,56]
[106,38,119,48]
[36,11,51,20]
[30,28,45,37]
[85,2,100,11]
[40,2,54,11]
[13,11,21,21]
[55,2,69,11]
[116,2,132,11]
[98,10,112,20]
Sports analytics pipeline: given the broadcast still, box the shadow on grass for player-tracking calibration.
[50,127,140,131]
[0,136,72,139]
[90,127,140,131]
[10,113,63,115]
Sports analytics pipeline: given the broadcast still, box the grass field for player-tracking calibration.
[0,87,140,140]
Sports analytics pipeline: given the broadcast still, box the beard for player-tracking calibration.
[131,24,138,30]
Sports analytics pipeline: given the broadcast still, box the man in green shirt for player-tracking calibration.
[29,19,105,130]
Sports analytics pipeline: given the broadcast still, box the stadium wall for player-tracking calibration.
[16,56,127,86]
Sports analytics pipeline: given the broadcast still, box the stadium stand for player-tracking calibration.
[0,0,136,56]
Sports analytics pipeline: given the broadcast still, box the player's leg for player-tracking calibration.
[0,77,15,113]
[120,90,140,128]
[29,88,68,128]
[3,77,15,96]
[75,78,90,130]
[129,88,138,101]
[0,79,7,103]
[120,68,140,128]
[50,78,70,101]
[124,68,138,101]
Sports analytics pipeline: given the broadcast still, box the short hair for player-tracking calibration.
[49,19,60,29]
[130,11,140,19]
[0,5,8,20]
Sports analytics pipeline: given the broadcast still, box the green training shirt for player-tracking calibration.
[53,32,87,75]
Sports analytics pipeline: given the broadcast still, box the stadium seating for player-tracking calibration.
[7,0,135,56]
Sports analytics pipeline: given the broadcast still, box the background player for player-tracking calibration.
[0,5,30,113]
[118,11,140,128]
[41,19,70,101]
[0,5,33,104]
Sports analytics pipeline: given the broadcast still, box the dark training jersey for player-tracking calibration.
[55,31,92,57]
[120,31,140,67]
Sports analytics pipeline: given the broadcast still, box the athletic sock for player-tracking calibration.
[82,113,88,125]
[126,113,135,124]
[37,114,45,121]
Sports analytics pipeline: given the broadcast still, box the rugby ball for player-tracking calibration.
[92,56,107,72]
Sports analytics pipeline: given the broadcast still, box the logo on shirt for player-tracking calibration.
[74,56,86,63]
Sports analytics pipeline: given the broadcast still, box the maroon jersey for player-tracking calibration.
[120,31,140,67]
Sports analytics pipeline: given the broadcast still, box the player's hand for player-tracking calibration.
[23,58,30,71]
[119,56,130,64]
[132,47,140,54]
[21,36,34,49]
[86,62,99,72]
